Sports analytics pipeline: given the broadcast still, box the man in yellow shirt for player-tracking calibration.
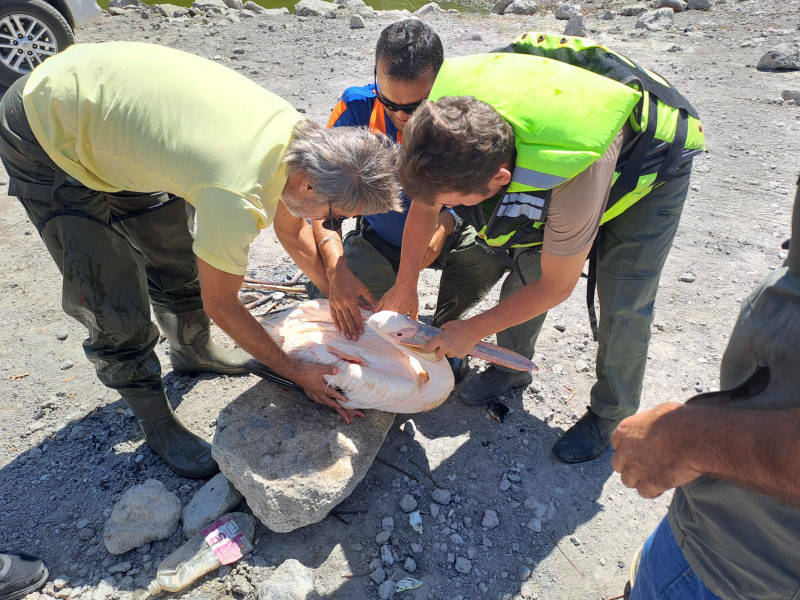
[0,42,401,477]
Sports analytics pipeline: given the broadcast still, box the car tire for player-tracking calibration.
[0,0,75,88]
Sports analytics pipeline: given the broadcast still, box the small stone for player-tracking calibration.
[53,577,70,591]
[455,557,472,574]
[504,0,538,14]
[411,543,423,554]
[430,503,440,519]
[575,360,590,373]
[782,90,800,102]
[400,494,418,513]
[687,0,710,9]
[506,473,521,483]
[378,579,394,600]
[570,536,581,546]
[370,566,386,585]
[381,544,394,566]
[635,8,674,31]
[499,479,511,492]
[404,557,417,572]
[519,565,531,581]
[78,528,96,541]
[107,562,130,575]
[181,473,244,539]
[55,332,69,341]
[482,510,500,529]
[564,14,585,36]
[679,272,697,283]
[350,543,363,551]
[619,3,648,15]
[757,44,800,71]
[555,2,579,19]
[554,323,567,332]
[527,518,543,532]
[597,8,613,18]
[231,575,252,596]
[60,361,74,371]
[482,536,492,547]
[68,425,86,441]
[382,516,395,532]
[655,0,686,10]
[432,489,452,505]
[376,530,391,544]
[349,13,364,27]
[450,534,464,545]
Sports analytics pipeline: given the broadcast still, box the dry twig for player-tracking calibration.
[242,283,306,294]
[62,374,79,383]
[9,373,30,381]
[554,537,584,578]
[375,456,420,482]
[563,385,576,403]
[409,458,441,488]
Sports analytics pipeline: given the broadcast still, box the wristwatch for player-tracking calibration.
[444,207,464,230]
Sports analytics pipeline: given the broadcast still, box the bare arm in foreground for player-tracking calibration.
[197,258,364,424]
[611,402,800,506]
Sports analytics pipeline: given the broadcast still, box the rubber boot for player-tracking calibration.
[123,388,219,478]
[154,309,250,375]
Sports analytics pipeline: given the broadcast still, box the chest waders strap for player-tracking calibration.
[656,109,689,183]
[607,94,658,210]
[584,239,599,341]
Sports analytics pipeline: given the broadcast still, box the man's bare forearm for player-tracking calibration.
[679,404,800,505]
[273,207,329,295]
[647,403,800,505]
[311,219,347,276]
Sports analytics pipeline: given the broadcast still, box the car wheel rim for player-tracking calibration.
[0,14,59,75]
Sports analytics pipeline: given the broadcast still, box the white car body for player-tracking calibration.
[64,0,103,28]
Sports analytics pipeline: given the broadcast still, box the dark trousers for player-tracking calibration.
[0,76,201,395]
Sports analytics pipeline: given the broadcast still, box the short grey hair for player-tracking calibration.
[284,120,403,215]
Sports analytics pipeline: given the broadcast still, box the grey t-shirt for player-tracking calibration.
[668,188,800,600]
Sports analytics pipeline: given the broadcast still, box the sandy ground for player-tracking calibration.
[1,3,799,600]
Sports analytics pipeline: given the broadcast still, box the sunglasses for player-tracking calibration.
[374,70,426,115]
[322,202,348,231]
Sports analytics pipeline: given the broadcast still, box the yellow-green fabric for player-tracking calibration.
[22,41,303,275]
[429,52,641,194]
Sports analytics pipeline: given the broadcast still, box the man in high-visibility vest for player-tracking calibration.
[377,33,705,464]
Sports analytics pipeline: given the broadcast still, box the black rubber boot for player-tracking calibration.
[458,366,533,405]
[154,309,250,375]
[551,408,621,464]
[0,553,48,600]
[447,357,468,384]
[123,389,219,478]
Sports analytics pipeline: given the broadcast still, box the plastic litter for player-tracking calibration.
[146,512,255,595]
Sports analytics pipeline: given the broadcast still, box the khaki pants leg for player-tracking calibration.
[591,166,692,421]
[434,225,508,326]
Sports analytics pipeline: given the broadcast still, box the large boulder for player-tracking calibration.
[491,0,514,14]
[635,8,674,30]
[256,560,315,600]
[222,0,243,8]
[192,0,227,12]
[564,14,585,35]
[182,473,244,539]
[414,1,446,14]
[655,0,687,11]
[506,0,539,15]
[687,0,711,9]
[757,44,800,71]
[152,3,190,17]
[103,480,181,555]
[212,383,395,533]
[108,0,144,7]
[555,2,579,19]
[295,0,338,15]
[619,3,648,15]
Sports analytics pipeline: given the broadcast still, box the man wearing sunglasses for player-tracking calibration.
[305,20,505,382]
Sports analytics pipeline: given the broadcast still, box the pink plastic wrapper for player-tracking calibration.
[201,514,254,565]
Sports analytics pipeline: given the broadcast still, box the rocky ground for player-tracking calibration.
[1,1,799,600]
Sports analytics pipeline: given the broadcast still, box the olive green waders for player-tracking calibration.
[0,76,248,477]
